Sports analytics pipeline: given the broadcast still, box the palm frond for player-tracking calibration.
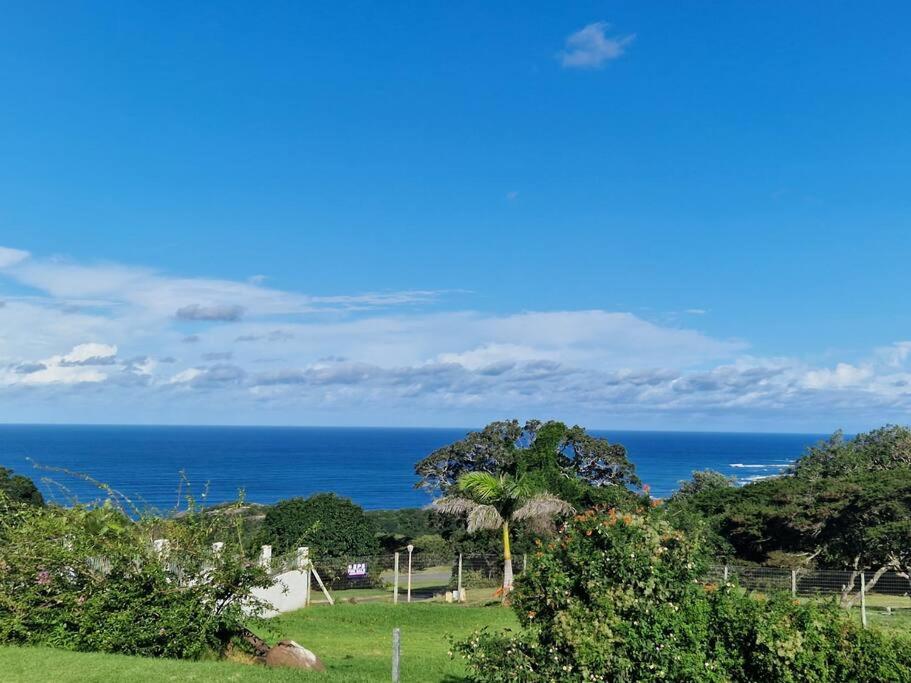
[431,495,480,516]
[466,504,504,532]
[457,472,505,504]
[513,493,575,521]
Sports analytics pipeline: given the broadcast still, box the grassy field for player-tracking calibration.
[0,601,517,682]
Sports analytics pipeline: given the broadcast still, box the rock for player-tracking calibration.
[265,639,326,671]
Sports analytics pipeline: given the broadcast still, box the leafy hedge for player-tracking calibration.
[0,497,271,659]
[455,507,911,682]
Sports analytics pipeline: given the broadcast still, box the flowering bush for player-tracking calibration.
[0,496,271,659]
[454,507,911,682]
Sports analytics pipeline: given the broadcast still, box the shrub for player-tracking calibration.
[260,493,380,558]
[412,534,451,560]
[0,498,271,659]
[454,507,911,682]
[0,466,43,506]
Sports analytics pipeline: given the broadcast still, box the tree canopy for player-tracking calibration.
[0,466,44,506]
[667,426,911,595]
[415,420,639,508]
[259,493,380,558]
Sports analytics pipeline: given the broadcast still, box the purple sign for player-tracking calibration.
[347,562,367,577]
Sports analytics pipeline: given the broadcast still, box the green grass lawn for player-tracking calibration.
[0,601,517,682]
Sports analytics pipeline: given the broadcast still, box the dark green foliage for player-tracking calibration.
[671,469,736,501]
[667,426,911,582]
[0,466,43,506]
[455,507,911,682]
[415,419,639,504]
[790,425,911,479]
[367,507,436,538]
[260,493,380,559]
[0,498,271,659]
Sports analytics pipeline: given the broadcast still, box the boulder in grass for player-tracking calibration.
[265,640,326,671]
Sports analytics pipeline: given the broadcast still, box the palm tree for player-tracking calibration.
[432,472,574,594]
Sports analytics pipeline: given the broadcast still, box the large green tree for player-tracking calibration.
[415,420,639,508]
[259,493,380,559]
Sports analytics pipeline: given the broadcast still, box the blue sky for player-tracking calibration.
[1,2,910,431]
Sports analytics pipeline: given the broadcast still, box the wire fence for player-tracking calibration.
[216,542,911,631]
[705,564,911,608]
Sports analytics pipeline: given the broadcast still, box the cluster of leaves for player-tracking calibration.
[0,466,44,506]
[454,507,911,682]
[0,495,271,660]
[415,420,640,503]
[258,492,380,557]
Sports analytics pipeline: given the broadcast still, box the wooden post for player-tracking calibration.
[723,564,729,583]
[391,628,401,682]
[523,553,527,572]
[311,566,334,605]
[790,570,797,598]
[457,553,463,601]
[860,571,868,629]
[393,552,400,604]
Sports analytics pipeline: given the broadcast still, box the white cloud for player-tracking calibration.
[0,247,30,268]
[2,244,911,429]
[559,22,635,69]
[804,363,874,390]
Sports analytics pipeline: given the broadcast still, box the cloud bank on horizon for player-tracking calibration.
[0,245,909,431]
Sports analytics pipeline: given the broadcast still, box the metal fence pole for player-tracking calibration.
[790,570,797,598]
[407,545,414,603]
[457,553,463,602]
[860,571,867,629]
[392,628,401,682]
[393,552,400,604]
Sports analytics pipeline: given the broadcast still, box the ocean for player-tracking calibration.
[0,425,825,511]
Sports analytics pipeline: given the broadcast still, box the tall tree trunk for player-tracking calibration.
[502,521,514,595]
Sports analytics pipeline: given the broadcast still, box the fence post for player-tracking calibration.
[297,547,311,608]
[393,552,400,604]
[391,627,401,682]
[457,553,463,601]
[860,571,867,629]
[259,545,272,570]
[723,564,729,583]
[523,553,527,573]
[407,544,414,603]
[790,570,797,598]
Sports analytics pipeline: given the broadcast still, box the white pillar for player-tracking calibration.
[259,545,272,570]
[457,553,463,601]
[393,552,400,604]
[407,544,414,603]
